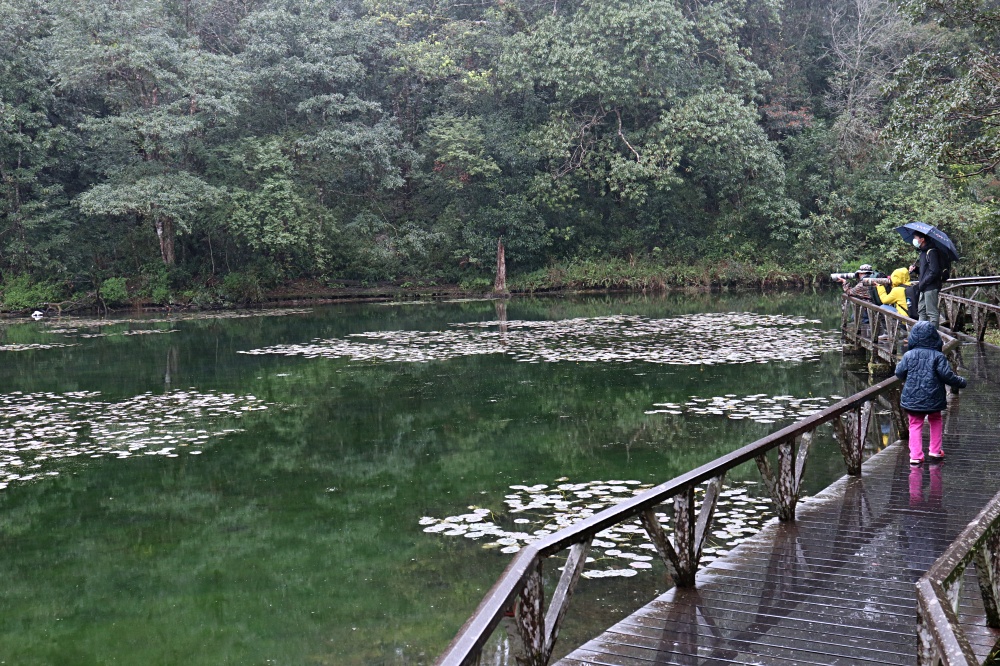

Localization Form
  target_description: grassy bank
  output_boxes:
[509,258,825,292]
[0,259,837,316]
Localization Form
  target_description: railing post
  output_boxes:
[673,487,696,587]
[974,305,986,341]
[886,384,907,443]
[542,539,591,661]
[834,403,870,475]
[916,600,940,666]
[640,476,723,588]
[974,530,1000,628]
[755,433,811,521]
[503,559,545,666]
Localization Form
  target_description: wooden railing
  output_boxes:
[941,277,1000,294]
[436,336,961,666]
[839,276,999,343]
[916,488,1000,665]
[939,293,1000,342]
[841,295,960,365]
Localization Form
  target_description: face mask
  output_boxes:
[912,238,923,249]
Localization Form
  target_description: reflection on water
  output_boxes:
[0,291,854,665]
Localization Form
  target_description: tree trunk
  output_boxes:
[494,236,508,296]
[155,217,176,265]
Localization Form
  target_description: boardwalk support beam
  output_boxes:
[834,402,871,475]
[501,538,593,666]
[755,433,811,521]
[503,559,544,666]
[640,475,723,587]
[542,540,591,658]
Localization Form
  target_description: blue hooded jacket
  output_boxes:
[895,321,967,413]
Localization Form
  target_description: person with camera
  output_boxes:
[864,268,917,318]
[833,264,877,301]
[833,264,881,326]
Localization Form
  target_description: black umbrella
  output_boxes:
[894,221,959,262]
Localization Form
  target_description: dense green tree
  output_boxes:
[0,0,75,277]
[0,0,998,300]
[49,0,245,265]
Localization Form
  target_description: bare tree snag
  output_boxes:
[494,236,508,296]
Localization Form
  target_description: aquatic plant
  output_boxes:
[239,312,840,366]
[419,478,775,578]
[0,389,271,490]
[0,343,79,352]
[647,392,838,423]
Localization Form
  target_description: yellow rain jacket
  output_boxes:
[877,268,912,316]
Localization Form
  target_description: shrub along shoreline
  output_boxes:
[0,259,832,317]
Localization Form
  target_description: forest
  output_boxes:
[0,0,998,308]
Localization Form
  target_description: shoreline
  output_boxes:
[0,279,824,320]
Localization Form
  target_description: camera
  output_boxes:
[830,272,859,281]
[861,277,892,287]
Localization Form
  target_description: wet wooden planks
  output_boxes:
[557,344,1000,666]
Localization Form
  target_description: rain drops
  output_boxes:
[0,389,273,491]
[239,313,840,365]
[646,393,834,423]
[418,479,776,577]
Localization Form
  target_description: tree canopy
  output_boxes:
[0,0,997,302]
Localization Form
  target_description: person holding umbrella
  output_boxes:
[895,222,959,328]
[912,232,944,327]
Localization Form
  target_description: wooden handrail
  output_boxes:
[916,487,1000,665]
[939,292,1000,314]
[942,276,1000,289]
[841,295,961,368]
[436,336,961,666]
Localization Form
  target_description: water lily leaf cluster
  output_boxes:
[0,389,271,491]
[239,312,841,365]
[646,393,836,422]
[419,479,775,576]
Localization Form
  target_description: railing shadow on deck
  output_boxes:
[436,334,962,666]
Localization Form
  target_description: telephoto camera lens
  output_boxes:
[861,277,892,287]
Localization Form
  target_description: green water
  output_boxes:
[0,291,861,665]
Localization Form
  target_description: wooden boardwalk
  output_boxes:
[558,343,1000,666]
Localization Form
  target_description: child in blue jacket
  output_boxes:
[895,321,967,464]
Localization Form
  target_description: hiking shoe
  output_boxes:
[910,458,924,465]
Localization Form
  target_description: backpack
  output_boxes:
[934,248,953,283]
[903,284,919,319]
[867,271,887,306]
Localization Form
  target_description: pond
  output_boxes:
[0,290,866,665]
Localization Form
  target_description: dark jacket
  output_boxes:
[916,246,944,293]
[895,322,967,413]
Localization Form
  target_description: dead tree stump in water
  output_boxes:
[493,236,509,297]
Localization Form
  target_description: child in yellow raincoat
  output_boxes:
[876,267,915,317]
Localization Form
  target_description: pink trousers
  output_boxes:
[908,411,943,461]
